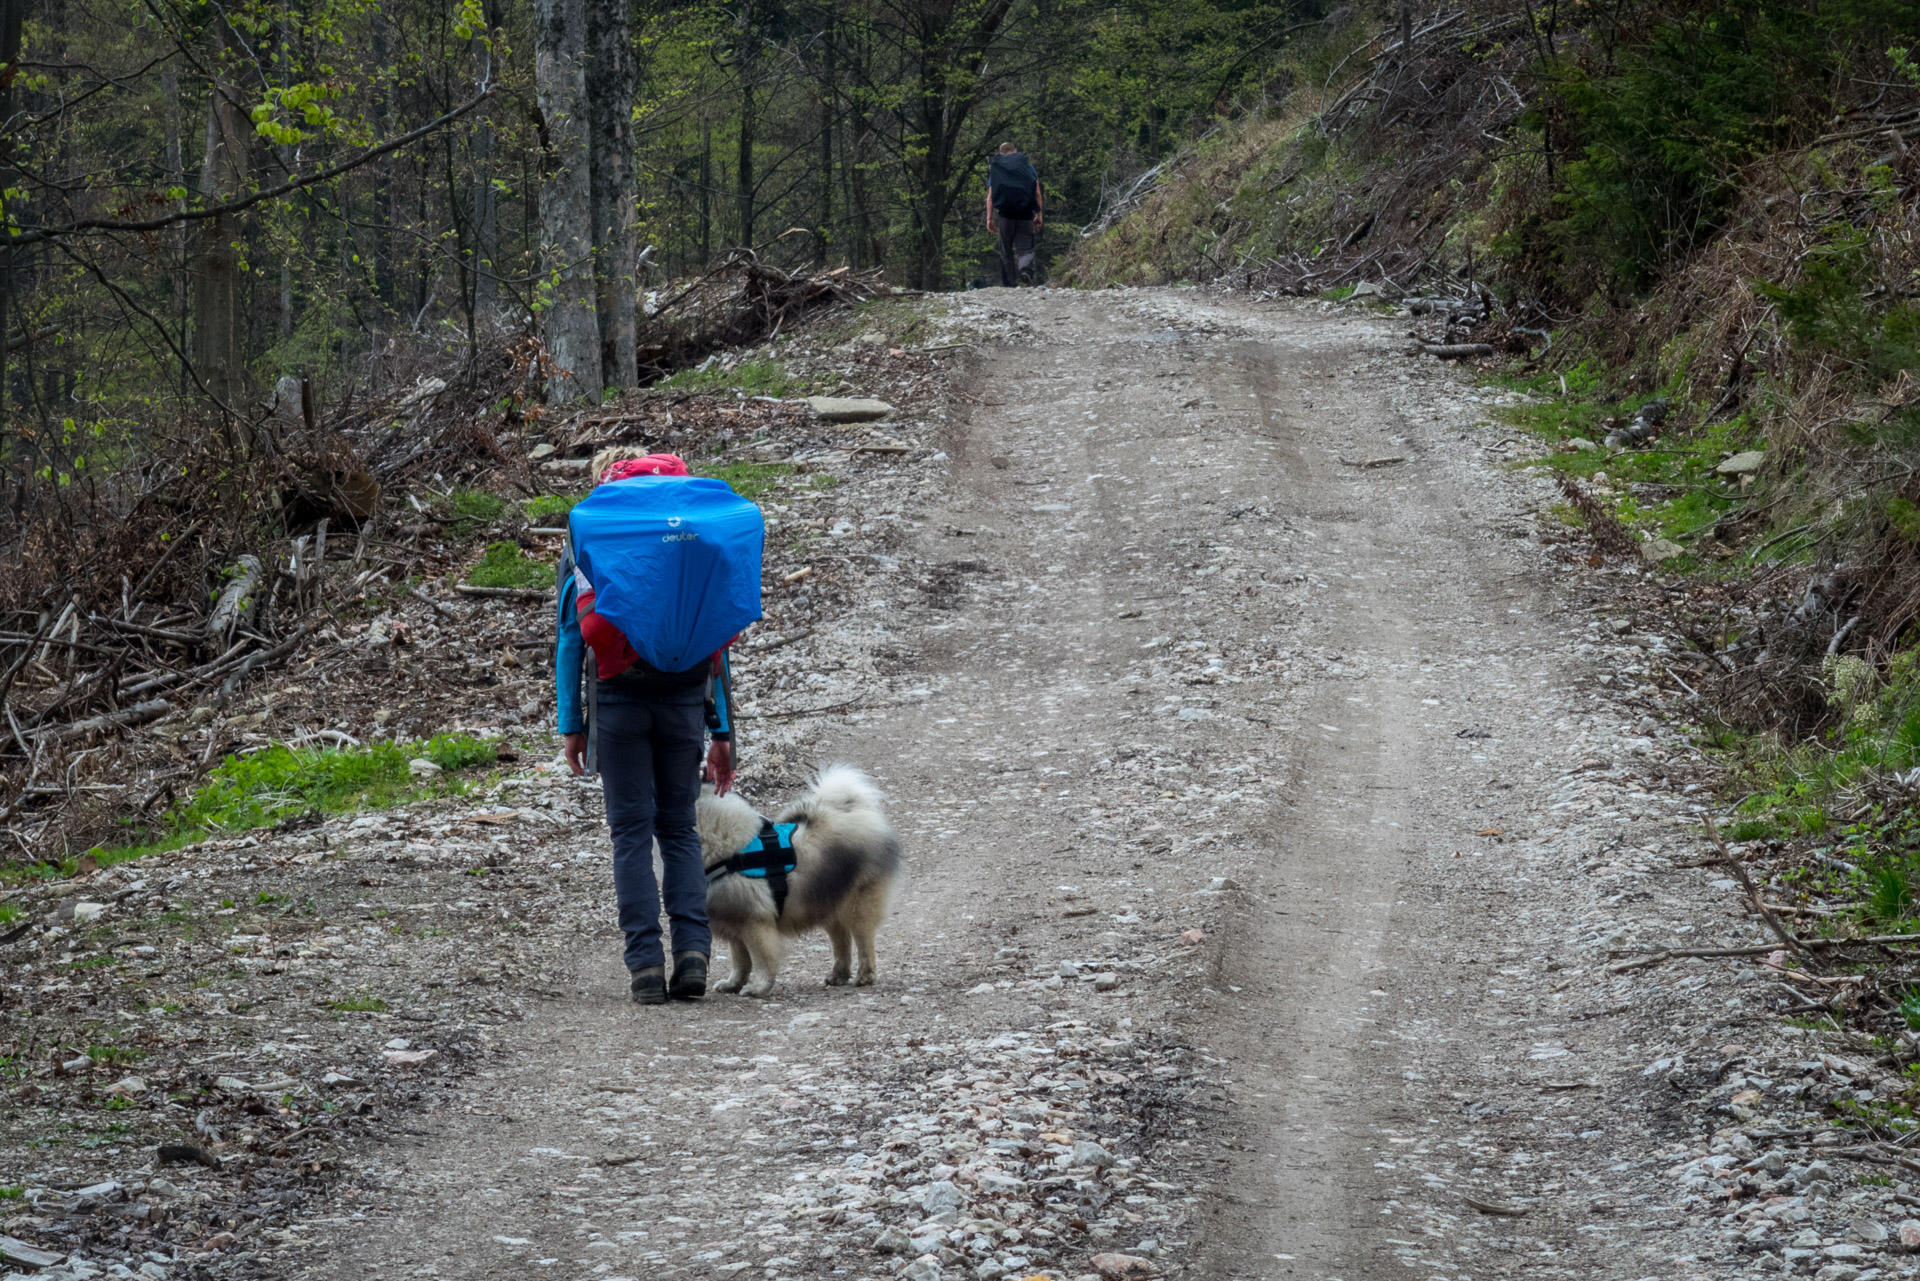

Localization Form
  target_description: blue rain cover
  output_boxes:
[568,476,765,674]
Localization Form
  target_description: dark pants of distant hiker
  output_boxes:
[595,684,710,971]
[997,216,1036,286]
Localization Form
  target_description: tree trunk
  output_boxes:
[586,0,636,391]
[816,27,833,266]
[699,124,712,266]
[192,14,249,414]
[735,68,756,248]
[370,13,396,309]
[161,55,187,393]
[470,0,504,321]
[0,0,24,433]
[534,0,603,404]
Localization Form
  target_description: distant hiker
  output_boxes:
[556,446,765,1006]
[986,142,1043,287]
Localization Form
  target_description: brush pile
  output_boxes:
[638,252,892,380]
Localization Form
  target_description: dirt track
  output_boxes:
[11,288,1790,1281]
[300,288,1715,1281]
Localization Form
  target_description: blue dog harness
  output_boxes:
[708,819,798,915]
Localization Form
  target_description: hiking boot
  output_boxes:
[630,966,666,1005]
[668,951,708,1001]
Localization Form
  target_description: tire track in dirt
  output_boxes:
[312,290,1678,1281]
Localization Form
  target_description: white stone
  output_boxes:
[807,396,893,422]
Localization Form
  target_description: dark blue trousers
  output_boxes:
[595,685,711,971]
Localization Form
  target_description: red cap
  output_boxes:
[600,453,690,484]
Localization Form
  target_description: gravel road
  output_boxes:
[304,287,1704,1281]
[16,288,1841,1281]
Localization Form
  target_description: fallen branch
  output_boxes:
[454,585,552,601]
[38,699,171,743]
[1415,342,1495,359]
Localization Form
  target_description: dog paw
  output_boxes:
[743,982,776,999]
[824,972,851,987]
[854,972,876,987]
[716,981,746,995]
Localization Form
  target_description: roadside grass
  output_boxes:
[695,460,836,501]
[464,541,551,589]
[659,359,793,397]
[327,990,388,1013]
[447,488,507,538]
[523,493,583,524]
[1713,650,1920,925]
[1485,362,1771,558]
[0,734,501,884]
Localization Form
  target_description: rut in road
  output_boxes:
[321,289,1650,1281]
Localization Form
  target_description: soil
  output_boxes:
[4,288,1899,1281]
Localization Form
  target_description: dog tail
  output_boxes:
[794,763,885,821]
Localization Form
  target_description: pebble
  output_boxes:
[1091,1252,1160,1278]
[1071,1140,1116,1169]
[922,1180,967,1216]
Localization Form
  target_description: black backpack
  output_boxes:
[989,153,1038,218]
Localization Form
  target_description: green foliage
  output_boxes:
[523,493,584,524]
[449,489,508,537]
[1519,0,1918,296]
[1899,988,1920,1031]
[85,1044,143,1066]
[1755,228,1920,386]
[659,360,794,397]
[327,990,389,1013]
[696,460,834,500]
[465,542,551,589]
[0,903,17,924]
[1888,498,1920,543]
[1870,866,1911,923]
[171,734,495,835]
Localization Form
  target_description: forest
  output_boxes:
[6,0,1920,852]
[0,0,1297,433]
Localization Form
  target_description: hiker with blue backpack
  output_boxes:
[986,142,1044,287]
[555,448,766,1005]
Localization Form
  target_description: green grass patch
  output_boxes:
[695,461,835,501]
[1716,649,1920,923]
[524,493,583,524]
[448,488,507,537]
[327,990,388,1013]
[85,1044,144,1066]
[465,541,551,590]
[72,733,499,875]
[0,902,17,924]
[659,359,793,397]
[175,734,495,833]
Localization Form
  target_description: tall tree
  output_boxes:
[587,0,638,390]
[192,12,250,413]
[535,0,604,403]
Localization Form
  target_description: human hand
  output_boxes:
[987,215,997,233]
[705,740,735,796]
[1034,210,1043,230]
[563,732,588,776]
